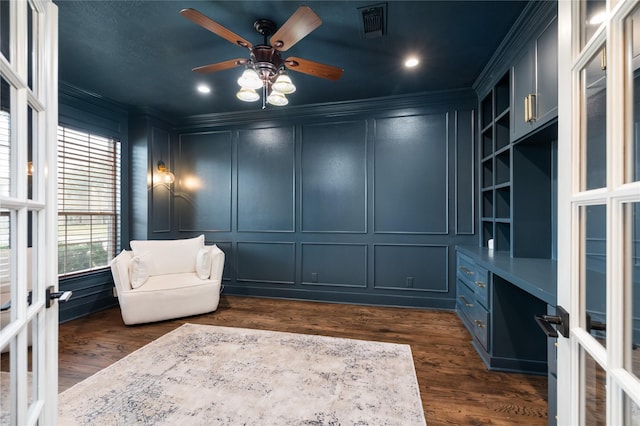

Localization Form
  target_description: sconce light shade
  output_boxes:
[272,74,296,94]
[27,161,34,176]
[237,69,263,90]
[157,160,175,184]
[236,87,260,102]
[266,90,288,106]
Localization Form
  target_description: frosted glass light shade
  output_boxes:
[237,69,263,90]
[272,74,296,94]
[236,87,260,102]
[267,90,288,106]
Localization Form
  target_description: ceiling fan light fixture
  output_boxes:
[237,68,263,90]
[272,74,296,94]
[266,90,288,106]
[236,87,260,102]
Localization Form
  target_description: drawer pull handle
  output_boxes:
[475,320,485,328]
[458,296,472,307]
[475,281,486,288]
[459,266,473,276]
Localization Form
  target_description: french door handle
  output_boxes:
[587,314,606,332]
[0,291,33,312]
[535,305,570,338]
[46,286,72,308]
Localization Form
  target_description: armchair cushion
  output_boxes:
[196,248,212,280]
[129,253,152,289]
[130,235,204,276]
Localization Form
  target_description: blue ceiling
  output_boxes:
[55,1,528,118]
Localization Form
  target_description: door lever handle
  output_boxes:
[535,305,570,338]
[46,286,72,308]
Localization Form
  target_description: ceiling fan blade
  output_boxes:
[270,6,322,51]
[180,8,252,49]
[285,57,343,81]
[192,58,247,74]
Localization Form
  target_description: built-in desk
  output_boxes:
[456,246,557,305]
[455,245,557,374]
[456,245,557,425]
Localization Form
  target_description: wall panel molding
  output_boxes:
[373,113,449,234]
[237,126,295,232]
[301,121,367,233]
[236,241,296,285]
[373,244,449,293]
[300,243,367,288]
[455,109,476,235]
[177,131,232,232]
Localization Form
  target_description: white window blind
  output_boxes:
[57,126,121,276]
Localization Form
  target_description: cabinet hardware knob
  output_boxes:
[475,281,485,288]
[524,95,529,123]
[475,320,484,328]
[601,47,607,71]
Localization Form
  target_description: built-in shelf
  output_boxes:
[479,71,512,252]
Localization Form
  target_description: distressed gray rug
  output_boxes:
[58,324,426,425]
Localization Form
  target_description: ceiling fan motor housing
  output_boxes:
[251,45,284,81]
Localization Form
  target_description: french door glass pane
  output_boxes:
[0,209,8,332]
[0,77,10,198]
[624,393,640,425]
[0,350,10,423]
[0,0,9,62]
[582,48,607,191]
[583,348,607,425]
[583,204,607,347]
[27,2,34,91]
[628,4,640,183]
[582,0,607,49]
[630,202,640,378]
[27,106,34,200]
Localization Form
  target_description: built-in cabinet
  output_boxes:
[465,2,558,425]
[511,16,558,142]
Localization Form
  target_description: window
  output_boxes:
[57,126,121,276]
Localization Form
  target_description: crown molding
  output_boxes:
[473,0,557,98]
[177,88,476,131]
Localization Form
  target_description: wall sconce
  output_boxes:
[27,161,34,176]
[156,160,175,185]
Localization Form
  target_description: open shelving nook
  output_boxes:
[479,71,557,260]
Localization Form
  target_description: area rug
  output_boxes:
[58,324,426,425]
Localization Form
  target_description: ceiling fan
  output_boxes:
[180,6,344,107]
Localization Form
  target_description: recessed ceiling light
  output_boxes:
[197,84,211,94]
[404,57,419,68]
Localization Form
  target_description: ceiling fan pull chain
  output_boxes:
[262,84,267,110]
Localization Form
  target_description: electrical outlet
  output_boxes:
[406,277,414,288]
[311,272,318,283]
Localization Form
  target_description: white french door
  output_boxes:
[557,0,640,424]
[0,1,59,425]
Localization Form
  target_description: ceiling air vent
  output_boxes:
[357,3,386,39]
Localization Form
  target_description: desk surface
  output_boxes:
[456,245,557,306]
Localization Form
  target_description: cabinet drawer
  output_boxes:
[457,254,490,308]
[456,280,476,326]
[457,254,477,286]
[470,304,489,351]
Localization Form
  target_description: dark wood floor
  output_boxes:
[58,295,548,425]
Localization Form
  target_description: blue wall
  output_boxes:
[154,90,479,309]
[59,85,479,319]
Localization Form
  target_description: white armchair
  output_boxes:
[110,235,224,325]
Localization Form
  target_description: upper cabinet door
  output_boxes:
[535,18,559,128]
[511,17,558,143]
